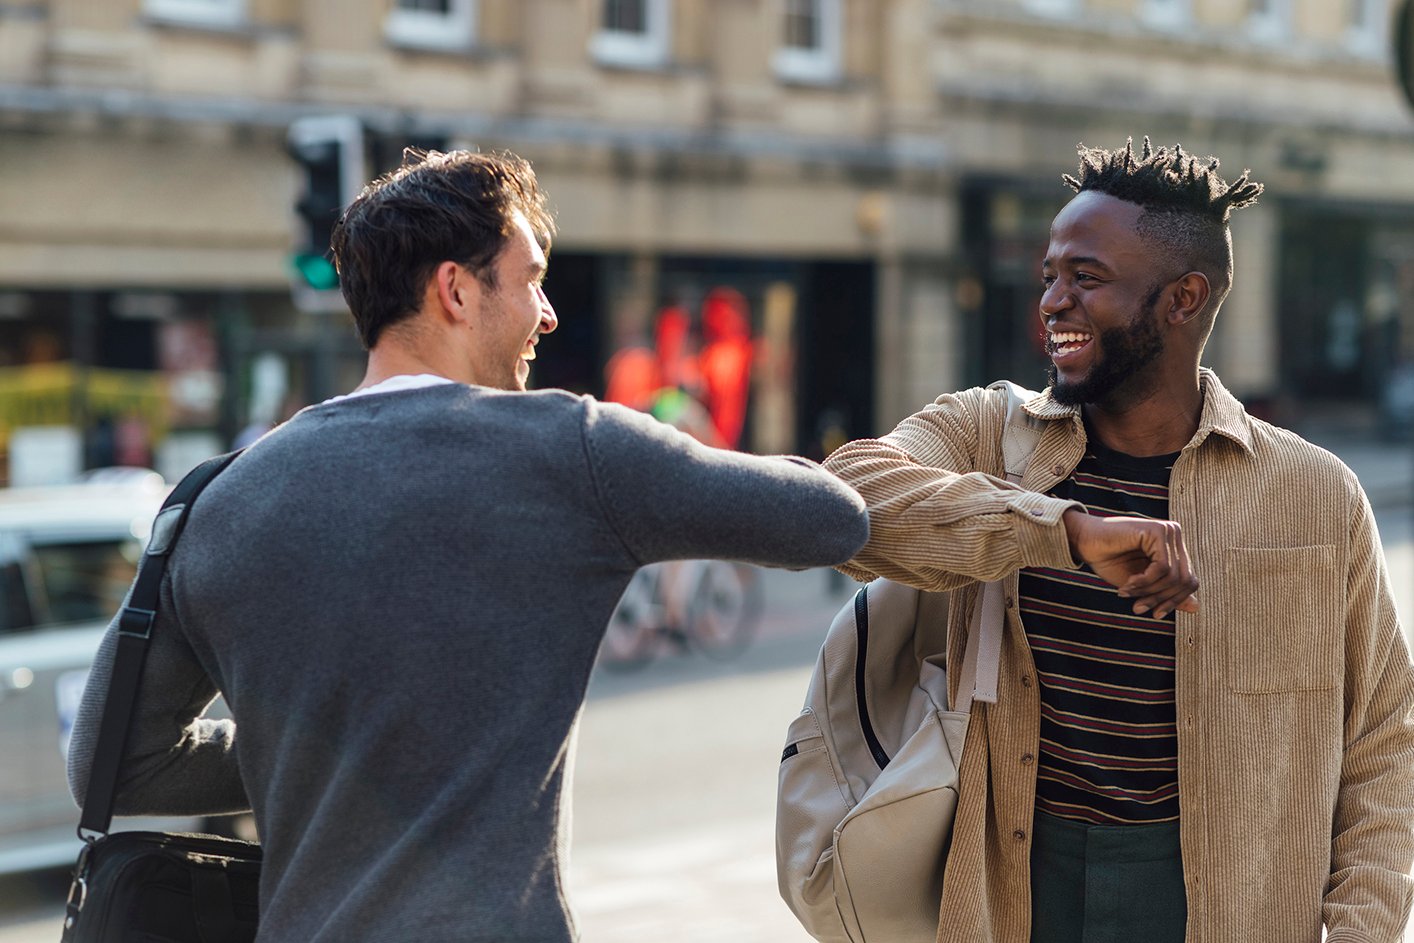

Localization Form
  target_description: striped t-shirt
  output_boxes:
[1017,434,1181,825]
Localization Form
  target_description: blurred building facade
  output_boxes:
[0,0,1410,480]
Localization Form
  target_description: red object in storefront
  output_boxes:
[699,288,753,451]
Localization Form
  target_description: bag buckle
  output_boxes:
[118,606,157,639]
[64,841,93,930]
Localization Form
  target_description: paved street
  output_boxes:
[569,568,850,943]
[0,440,1411,941]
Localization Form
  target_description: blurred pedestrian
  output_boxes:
[68,149,868,943]
[602,329,658,411]
[824,138,1414,942]
[699,287,754,449]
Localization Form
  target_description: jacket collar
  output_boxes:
[1021,367,1254,455]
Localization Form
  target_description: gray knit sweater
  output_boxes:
[67,384,869,942]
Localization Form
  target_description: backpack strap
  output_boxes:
[960,382,1044,709]
[78,450,242,839]
[993,379,1046,482]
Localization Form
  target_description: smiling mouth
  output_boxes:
[1048,330,1093,358]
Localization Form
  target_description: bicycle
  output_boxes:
[598,559,764,670]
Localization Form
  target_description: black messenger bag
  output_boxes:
[62,450,262,943]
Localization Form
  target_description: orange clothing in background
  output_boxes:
[700,288,753,450]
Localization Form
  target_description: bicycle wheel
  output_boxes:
[685,561,764,660]
[598,566,663,671]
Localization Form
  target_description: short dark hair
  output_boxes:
[1063,137,1263,328]
[330,149,556,349]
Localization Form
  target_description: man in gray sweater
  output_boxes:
[67,149,869,942]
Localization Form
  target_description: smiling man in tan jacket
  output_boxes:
[825,138,1414,943]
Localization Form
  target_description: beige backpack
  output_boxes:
[774,381,1042,943]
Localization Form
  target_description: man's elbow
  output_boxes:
[823,491,870,565]
[777,481,869,570]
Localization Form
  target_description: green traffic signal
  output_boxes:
[292,253,340,291]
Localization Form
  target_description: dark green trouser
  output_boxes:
[1029,810,1187,943]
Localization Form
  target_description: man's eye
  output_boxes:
[1041,275,1055,288]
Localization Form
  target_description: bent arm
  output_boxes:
[822,388,1078,591]
[1324,491,1414,941]
[67,580,247,818]
[582,399,868,568]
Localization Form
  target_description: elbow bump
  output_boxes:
[844,515,871,559]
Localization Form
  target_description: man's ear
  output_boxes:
[1166,272,1211,326]
[432,261,482,329]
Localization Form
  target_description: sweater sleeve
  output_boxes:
[580,398,868,569]
[822,387,1079,592]
[1323,486,1414,941]
[66,577,248,817]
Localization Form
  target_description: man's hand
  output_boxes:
[1063,509,1199,619]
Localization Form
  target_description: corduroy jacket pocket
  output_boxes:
[1224,544,1340,694]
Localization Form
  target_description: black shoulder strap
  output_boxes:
[79,450,243,838]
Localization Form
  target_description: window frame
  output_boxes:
[384,0,478,53]
[1020,0,1080,16]
[1344,0,1387,57]
[143,0,245,29]
[591,0,672,70]
[1138,0,1191,30]
[1245,0,1292,44]
[772,0,844,85]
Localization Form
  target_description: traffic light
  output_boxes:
[287,115,366,311]
[1398,0,1414,112]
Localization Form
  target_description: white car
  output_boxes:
[0,473,203,874]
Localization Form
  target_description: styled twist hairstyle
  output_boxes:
[1063,136,1263,223]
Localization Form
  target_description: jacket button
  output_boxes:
[1005,596,1015,609]
[1021,753,1034,765]
[1013,829,1027,842]
[1021,674,1033,688]
[1051,464,1063,476]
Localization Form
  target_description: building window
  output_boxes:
[772,0,842,84]
[384,0,477,52]
[604,0,648,32]
[1346,0,1387,56]
[143,0,244,29]
[1246,0,1290,43]
[1021,0,1080,15]
[1139,0,1190,30]
[591,0,670,69]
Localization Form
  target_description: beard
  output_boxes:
[1047,284,1166,407]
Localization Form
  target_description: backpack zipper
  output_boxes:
[854,587,892,771]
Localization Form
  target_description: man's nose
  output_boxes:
[1039,281,1071,320]
[538,286,558,335]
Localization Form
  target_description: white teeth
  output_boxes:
[1050,331,1091,344]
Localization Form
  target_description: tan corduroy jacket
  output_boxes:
[823,369,1414,943]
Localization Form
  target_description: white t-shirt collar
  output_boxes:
[320,374,456,406]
